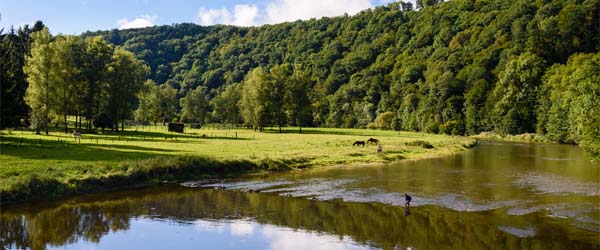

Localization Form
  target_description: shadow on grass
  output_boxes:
[262,127,429,138]
[95,130,252,141]
[0,136,173,162]
[261,127,385,136]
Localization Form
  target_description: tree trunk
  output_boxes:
[45,77,49,135]
[64,87,68,133]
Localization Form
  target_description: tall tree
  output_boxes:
[239,67,270,131]
[180,85,209,124]
[211,83,242,124]
[1,21,45,129]
[82,36,112,129]
[285,66,313,133]
[52,35,84,133]
[106,48,149,131]
[268,64,291,133]
[490,53,545,134]
[24,27,53,134]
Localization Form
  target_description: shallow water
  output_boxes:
[1,140,599,249]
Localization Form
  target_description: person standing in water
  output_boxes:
[405,193,412,207]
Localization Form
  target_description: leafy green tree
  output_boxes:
[211,83,242,124]
[373,112,394,130]
[239,67,270,131]
[106,48,149,130]
[285,66,313,133]
[0,21,45,128]
[490,53,545,134]
[539,53,600,160]
[269,64,291,133]
[24,27,53,134]
[52,35,84,133]
[82,36,112,129]
[180,86,209,124]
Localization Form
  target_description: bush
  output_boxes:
[374,112,395,130]
[440,120,465,135]
[406,140,434,149]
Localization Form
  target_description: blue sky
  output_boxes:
[1,0,408,35]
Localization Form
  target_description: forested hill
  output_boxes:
[82,0,598,130]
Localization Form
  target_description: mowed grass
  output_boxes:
[0,126,475,182]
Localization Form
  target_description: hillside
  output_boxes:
[82,0,598,132]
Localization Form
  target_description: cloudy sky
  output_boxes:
[1,0,413,35]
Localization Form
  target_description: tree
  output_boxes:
[1,22,45,129]
[24,27,53,134]
[539,53,600,160]
[374,112,395,130]
[269,64,291,133]
[105,48,149,131]
[285,66,313,133]
[239,67,270,131]
[180,86,209,124]
[490,53,545,134]
[211,83,242,124]
[82,36,112,129]
[52,35,84,133]
[135,80,158,124]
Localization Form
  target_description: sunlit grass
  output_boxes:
[1,126,474,178]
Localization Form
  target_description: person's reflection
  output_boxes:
[404,206,411,217]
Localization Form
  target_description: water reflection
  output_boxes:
[1,186,598,250]
[213,140,600,231]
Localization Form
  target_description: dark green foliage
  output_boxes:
[0,21,45,129]
[93,113,112,133]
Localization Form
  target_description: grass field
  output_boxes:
[0,126,476,203]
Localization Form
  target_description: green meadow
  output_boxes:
[0,126,475,203]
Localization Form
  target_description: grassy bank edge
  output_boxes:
[1,139,478,205]
[471,132,555,144]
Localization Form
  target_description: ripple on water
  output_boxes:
[498,226,536,238]
[508,203,600,232]
[416,193,518,212]
[515,172,600,196]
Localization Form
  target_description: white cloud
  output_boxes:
[262,225,363,250]
[230,221,255,236]
[194,219,226,233]
[265,0,373,24]
[197,4,259,26]
[196,0,375,27]
[117,15,156,29]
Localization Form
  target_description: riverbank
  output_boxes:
[0,127,476,204]
[472,132,554,144]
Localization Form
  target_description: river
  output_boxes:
[1,140,599,249]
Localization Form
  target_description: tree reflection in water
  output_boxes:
[1,186,598,250]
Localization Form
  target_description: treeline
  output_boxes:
[22,27,148,134]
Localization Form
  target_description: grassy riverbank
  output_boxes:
[472,132,554,144]
[0,126,475,204]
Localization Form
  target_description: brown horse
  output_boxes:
[367,138,379,145]
[353,141,366,147]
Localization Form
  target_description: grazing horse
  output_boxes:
[367,138,379,145]
[353,140,366,147]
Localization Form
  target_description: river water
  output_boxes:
[1,140,599,249]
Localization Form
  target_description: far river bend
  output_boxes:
[1,140,599,249]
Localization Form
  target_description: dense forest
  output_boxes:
[1,0,599,157]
